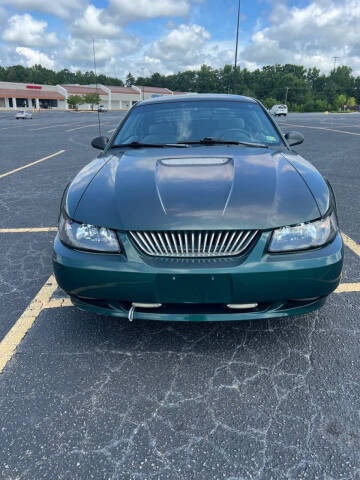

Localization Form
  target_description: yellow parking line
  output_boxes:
[0,227,57,233]
[0,150,65,179]
[66,124,98,132]
[335,283,360,293]
[0,275,57,374]
[342,233,360,257]
[45,298,73,308]
[0,271,358,374]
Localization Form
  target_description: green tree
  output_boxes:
[150,72,164,87]
[56,68,76,84]
[1,61,359,113]
[334,94,347,111]
[262,98,279,109]
[330,66,354,96]
[313,99,328,111]
[67,95,84,109]
[125,73,136,87]
[196,65,220,93]
[83,93,101,110]
[5,65,30,82]
[347,96,356,107]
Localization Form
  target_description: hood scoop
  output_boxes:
[160,157,229,166]
[155,157,234,216]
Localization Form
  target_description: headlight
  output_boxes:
[58,213,120,253]
[269,212,338,252]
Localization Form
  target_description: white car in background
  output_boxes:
[270,104,288,116]
[16,111,32,119]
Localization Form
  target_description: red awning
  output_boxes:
[0,89,65,100]
[62,86,107,95]
[106,86,139,94]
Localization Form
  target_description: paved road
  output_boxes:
[0,111,359,479]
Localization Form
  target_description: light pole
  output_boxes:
[141,67,145,100]
[284,86,290,105]
[332,56,340,71]
[233,0,241,94]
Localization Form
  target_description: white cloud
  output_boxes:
[147,24,210,71]
[16,46,54,68]
[108,0,190,24]
[1,0,359,80]
[138,24,235,75]
[63,36,140,66]
[3,13,58,47]
[64,38,120,64]
[241,0,360,74]
[0,0,84,18]
[71,5,119,39]
[0,5,7,23]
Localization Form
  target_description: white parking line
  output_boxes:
[319,122,360,128]
[66,124,98,132]
[31,123,78,131]
[278,122,360,136]
[0,123,43,131]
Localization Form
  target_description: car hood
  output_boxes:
[72,146,323,231]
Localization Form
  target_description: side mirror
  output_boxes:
[91,136,109,150]
[284,131,304,147]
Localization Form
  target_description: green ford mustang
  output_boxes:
[53,94,343,321]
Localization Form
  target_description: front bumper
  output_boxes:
[53,231,343,321]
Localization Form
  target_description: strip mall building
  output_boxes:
[0,81,188,110]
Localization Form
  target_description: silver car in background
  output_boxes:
[270,104,288,116]
[16,111,33,119]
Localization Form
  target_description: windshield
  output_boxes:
[112,100,283,147]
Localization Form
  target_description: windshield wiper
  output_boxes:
[178,137,268,148]
[111,141,188,149]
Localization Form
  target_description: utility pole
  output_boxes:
[284,87,290,105]
[332,56,340,71]
[141,67,145,100]
[232,0,240,94]
[92,38,102,136]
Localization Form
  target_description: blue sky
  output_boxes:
[0,0,359,80]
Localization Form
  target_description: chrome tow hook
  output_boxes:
[128,305,136,322]
[128,303,162,322]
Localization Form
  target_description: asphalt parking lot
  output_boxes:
[0,109,359,480]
